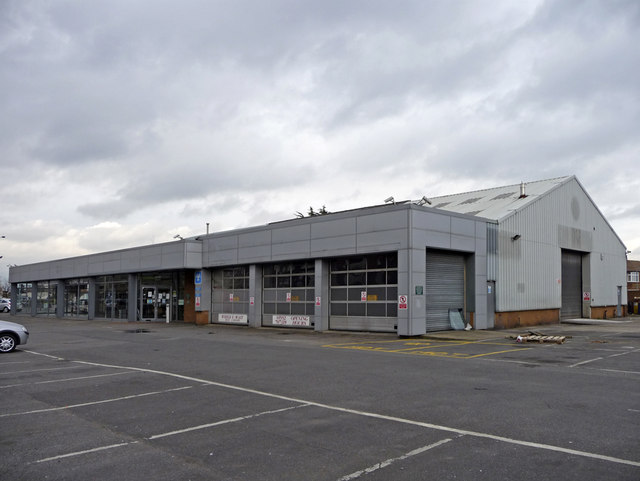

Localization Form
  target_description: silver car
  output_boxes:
[0,298,10,312]
[0,320,29,353]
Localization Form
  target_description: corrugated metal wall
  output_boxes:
[496,178,627,312]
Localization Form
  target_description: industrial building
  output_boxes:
[8,176,628,335]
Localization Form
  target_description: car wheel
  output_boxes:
[0,334,17,353]
[1,307,8,312]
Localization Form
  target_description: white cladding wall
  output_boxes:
[496,178,626,312]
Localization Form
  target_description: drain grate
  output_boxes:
[126,328,151,333]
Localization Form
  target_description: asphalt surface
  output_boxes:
[2,315,639,480]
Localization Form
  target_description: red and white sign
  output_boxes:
[250,296,255,305]
[286,292,292,302]
[218,313,248,324]
[361,291,367,302]
[315,296,321,306]
[583,292,591,301]
[229,293,234,302]
[272,315,311,327]
[195,296,201,307]
[398,295,408,310]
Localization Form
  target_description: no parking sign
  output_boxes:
[398,295,408,310]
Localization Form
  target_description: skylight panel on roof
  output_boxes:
[433,202,450,208]
[491,192,516,200]
[460,197,483,205]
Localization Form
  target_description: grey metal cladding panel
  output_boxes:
[451,217,476,237]
[475,221,488,238]
[357,211,407,233]
[356,230,405,250]
[185,241,203,253]
[424,230,452,249]
[138,245,163,257]
[271,224,311,243]
[208,235,238,251]
[451,234,476,252]
[207,249,239,266]
[237,245,272,263]
[311,218,356,238]
[103,260,122,272]
[475,237,487,256]
[141,255,162,269]
[120,257,141,270]
[184,250,203,268]
[161,252,185,267]
[271,240,310,258]
[310,235,357,255]
[238,230,272,248]
[414,211,451,233]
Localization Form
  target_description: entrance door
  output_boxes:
[561,251,582,319]
[141,286,172,320]
[141,286,156,319]
[156,287,171,320]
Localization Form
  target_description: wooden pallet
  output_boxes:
[509,334,566,344]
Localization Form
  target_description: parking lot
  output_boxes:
[2,316,639,480]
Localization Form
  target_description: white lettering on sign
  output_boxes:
[361,291,367,302]
[583,292,591,301]
[315,296,321,306]
[218,313,248,324]
[272,315,311,327]
[286,292,292,302]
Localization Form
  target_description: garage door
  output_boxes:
[426,249,465,332]
[561,250,582,319]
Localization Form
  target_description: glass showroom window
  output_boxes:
[212,266,250,315]
[263,261,315,316]
[16,282,32,313]
[36,281,57,315]
[64,279,89,316]
[330,253,398,317]
[96,275,128,319]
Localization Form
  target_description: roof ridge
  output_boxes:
[429,175,572,200]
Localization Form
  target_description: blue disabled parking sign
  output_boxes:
[195,271,202,285]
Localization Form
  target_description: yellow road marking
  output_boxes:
[323,339,531,359]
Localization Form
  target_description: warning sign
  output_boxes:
[398,295,408,310]
[583,292,591,301]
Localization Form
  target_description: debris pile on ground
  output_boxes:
[508,331,570,344]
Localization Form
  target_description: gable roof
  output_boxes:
[426,176,573,221]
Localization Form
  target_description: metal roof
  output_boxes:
[424,176,573,221]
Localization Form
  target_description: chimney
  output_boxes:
[519,181,527,198]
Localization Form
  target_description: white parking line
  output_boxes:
[148,403,310,439]
[336,438,453,480]
[68,357,640,468]
[1,366,84,375]
[0,386,192,417]
[0,371,136,389]
[36,442,139,464]
[569,357,604,368]
[34,404,310,464]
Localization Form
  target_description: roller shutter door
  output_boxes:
[561,250,582,319]
[425,250,465,332]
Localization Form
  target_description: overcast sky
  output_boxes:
[1,0,639,284]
